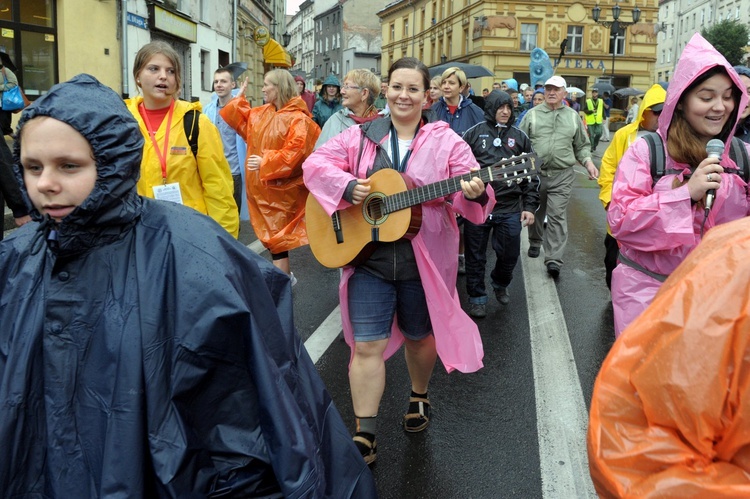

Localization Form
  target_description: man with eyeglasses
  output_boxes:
[597,83,667,289]
[518,75,599,278]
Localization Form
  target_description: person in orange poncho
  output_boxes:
[221,69,320,278]
[588,215,750,498]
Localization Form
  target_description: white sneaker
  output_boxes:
[289,272,298,287]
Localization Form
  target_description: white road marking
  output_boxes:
[520,229,596,498]
[304,306,342,364]
[245,239,341,364]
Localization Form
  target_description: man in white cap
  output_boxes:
[518,75,599,278]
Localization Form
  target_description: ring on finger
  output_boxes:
[707,173,712,182]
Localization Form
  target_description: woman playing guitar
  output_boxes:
[303,57,495,465]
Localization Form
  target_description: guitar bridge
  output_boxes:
[331,212,344,244]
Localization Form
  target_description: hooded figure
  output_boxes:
[0,74,375,498]
[607,33,750,337]
[313,74,343,128]
[294,75,316,113]
[597,84,667,289]
[733,65,750,143]
[589,216,750,497]
[461,90,540,315]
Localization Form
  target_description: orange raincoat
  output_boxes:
[588,216,750,497]
[221,96,320,253]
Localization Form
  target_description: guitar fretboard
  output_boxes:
[384,156,536,214]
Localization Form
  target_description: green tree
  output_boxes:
[701,19,749,66]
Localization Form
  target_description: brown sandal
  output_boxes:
[403,396,430,432]
[353,432,377,465]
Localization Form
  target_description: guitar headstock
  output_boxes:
[485,152,539,185]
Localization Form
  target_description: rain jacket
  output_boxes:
[598,84,667,210]
[294,76,317,113]
[0,74,375,498]
[733,65,750,144]
[431,95,485,136]
[221,95,321,254]
[125,96,239,238]
[312,75,342,128]
[462,90,540,214]
[314,107,385,150]
[203,89,250,221]
[589,216,750,498]
[607,33,750,337]
[303,115,496,373]
[0,75,375,498]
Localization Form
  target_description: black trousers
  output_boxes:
[464,212,522,303]
[603,232,619,290]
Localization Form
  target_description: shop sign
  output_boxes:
[555,59,608,70]
[152,5,197,42]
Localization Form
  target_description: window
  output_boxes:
[667,49,671,63]
[670,25,674,38]
[421,8,426,30]
[200,50,210,91]
[464,27,469,53]
[390,23,395,41]
[707,8,712,21]
[609,29,624,56]
[566,26,583,53]
[200,0,209,21]
[701,9,705,24]
[447,34,452,57]
[404,17,409,36]
[661,50,665,64]
[736,6,741,19]
[520,23,538,51]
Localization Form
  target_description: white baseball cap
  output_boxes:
[544,75,567,88]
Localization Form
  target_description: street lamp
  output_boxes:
[441,54,447,64]
[591,2,641,78]
[282,31,291,47]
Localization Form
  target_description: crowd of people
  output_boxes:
[3,30,750,495]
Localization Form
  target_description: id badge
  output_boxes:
[153,182,184,205]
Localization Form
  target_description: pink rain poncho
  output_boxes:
[607,33,750,337]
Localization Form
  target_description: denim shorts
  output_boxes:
[348,269,432,342]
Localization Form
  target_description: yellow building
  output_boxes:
[378,0,660,105]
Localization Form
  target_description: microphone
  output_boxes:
[705,139,724,212]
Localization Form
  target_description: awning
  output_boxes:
[263,39,292,67]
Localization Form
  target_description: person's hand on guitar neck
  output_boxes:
[351,178,371,205]
[460,169,486,201]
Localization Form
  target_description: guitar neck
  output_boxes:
[384,154,537,214]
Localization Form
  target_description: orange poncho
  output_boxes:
[221,96,320,253]
[588,216,750,497]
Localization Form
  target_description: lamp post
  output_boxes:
[282,31,291,47]
[591,2,641,79]
[441,54,447,64]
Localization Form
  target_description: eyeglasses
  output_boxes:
[342,84,361,91]
[389,84,425,95]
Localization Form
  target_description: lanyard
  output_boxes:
[389,123,420,173]
[140,100,175,183]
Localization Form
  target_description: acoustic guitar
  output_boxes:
[305,153,539,268]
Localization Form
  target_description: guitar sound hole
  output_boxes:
[365,197,384,222]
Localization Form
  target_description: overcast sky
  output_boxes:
[286,0,304,15]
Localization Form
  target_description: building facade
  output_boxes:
[378,0,660,107]
[1,0,291,112]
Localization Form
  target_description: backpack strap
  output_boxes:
[183,109,200,158]
[643,132,665,186]
[729,136,750,182]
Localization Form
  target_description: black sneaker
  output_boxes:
[495,287,510,305]
[528,246,540,258]
[468,303,486,318]
[546,262,560,278]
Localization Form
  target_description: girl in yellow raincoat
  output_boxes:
[125,41,239,238]
[221,69,321,277]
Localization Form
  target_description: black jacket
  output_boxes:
[0,74,375,498]
[462,90,540,215]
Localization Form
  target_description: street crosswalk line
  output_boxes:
[520,228,596,498]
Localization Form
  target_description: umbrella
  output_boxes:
[566,86,585,98]
[428,61,494,78]
[223,62,249,81]
[613,87,645,98]
[0,51,18,73]
[592,81,615,94]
